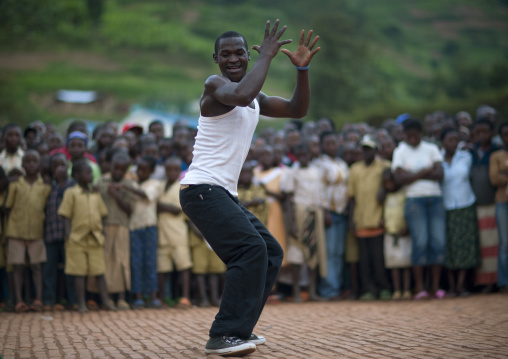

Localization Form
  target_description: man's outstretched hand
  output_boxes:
[281,29,320,67]
[251,19,292,58]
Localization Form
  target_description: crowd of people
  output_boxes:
[0,103,506,313]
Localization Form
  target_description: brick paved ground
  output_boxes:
[1,294,507,359]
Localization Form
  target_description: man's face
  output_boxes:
[23,153,40,176]
[442,132,459,155]
[239,167,253,186]
[149,123,164,141]
[141,144,158,158]
[98,128,115,148]
[307,137,320,158]
[473,124,492,146]
[25,130,38,148]
[296,151,310,167]
[111,161,129,182]
[362,146,376,163]
[214,37,250,83]
[67,139,86,160]
[322,135,338,158]
[380,138,396,161]
[48,134,64,151]
[259,149,274,169]
[165,163,181,183]
[286,131,301,149]
[5,127,22,150]
[404,128,422,148]
[76,165,93,185]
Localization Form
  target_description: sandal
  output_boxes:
[433,289,446,299]
[15,301,29,313]
[87,300,99,311]
[52,303,66,311]
[176,297,191,309]
[30,300,44,312]
[413,291,429,300]
[132,299,145,309]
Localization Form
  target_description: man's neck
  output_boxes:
[165,179,175,190]
[25,174,37,184]
[78,183,89,192]
[5,146,18,155]
[478,141,492,152]
[57,177,69,187]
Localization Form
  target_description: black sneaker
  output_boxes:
[247,333,266,345]
[205,336,256,356]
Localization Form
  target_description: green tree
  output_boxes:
[308,11,373,117]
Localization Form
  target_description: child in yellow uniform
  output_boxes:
[189,220,225,307]
[58,159,114,313]
[157,157,193,308]
[0,166,8,310]
[379,168,412,300]
[95,151,136,310]
[238,162,268,226]
[5,150,51,313]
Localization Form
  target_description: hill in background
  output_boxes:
[0,0,507,129]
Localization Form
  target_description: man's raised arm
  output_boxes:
[257,29,320,119]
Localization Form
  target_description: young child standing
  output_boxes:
[94,151,136,310]
[157,157,193,308]
[0,166,9,309]
[283,143,327,302]
[58,159,114,313]
[379,168,412,300]
[238,162,268,226]
[5,150,51,312]
[0,124,24,179]
[43,153,77,311]
[124,155,163,308]
[253,145,287,263]
[189,219,226,307]
[66,132,101,183]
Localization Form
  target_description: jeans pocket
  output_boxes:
[180,185,209,210]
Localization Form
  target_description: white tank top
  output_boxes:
[181,99,259,196]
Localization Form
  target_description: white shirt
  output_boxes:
[181,100,259,196]
[442,150,476,210]
[282,165,322,207]
[392,141,443,198]
[129,179,163,230]
[312,154,349,213]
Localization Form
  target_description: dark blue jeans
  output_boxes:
[180,184,283,339]
[43,241,77,306]
[496,202,508,287]
[318,212,347,298]
[404,196,446,266]
[130,226,158,294]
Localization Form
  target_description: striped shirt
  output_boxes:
[44,179,75,243]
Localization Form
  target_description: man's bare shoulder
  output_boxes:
[201,75,235,117]
[204,74,228,92]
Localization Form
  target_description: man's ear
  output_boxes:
[213,53,218,63]
[248,51,250,61]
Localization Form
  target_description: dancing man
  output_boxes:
[180,19,320,356]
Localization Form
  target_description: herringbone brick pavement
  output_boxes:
[1,294,507,358]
